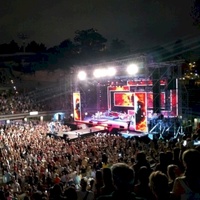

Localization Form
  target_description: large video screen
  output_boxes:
[113,92,165,108]
[114,92,134,107]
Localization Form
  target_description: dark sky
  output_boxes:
[0,0,199,50]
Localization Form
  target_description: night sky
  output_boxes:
[0,0,199,50]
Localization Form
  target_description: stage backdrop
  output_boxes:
[108,85,177,117]
[73,92,81,121]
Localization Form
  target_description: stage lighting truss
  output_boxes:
[77,63,143,81]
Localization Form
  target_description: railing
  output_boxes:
[0,110,68,121]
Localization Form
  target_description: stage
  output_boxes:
[52,113,148,141]
[55,126,147,141]
[83,113,146,134]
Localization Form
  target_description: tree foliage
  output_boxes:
[0,40,19,54]
[74,28,107,53]
[25,41,47,52]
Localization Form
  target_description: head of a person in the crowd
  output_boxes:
[102,167,113,185]
[136,151,146,163]
[111,163,134,191]
[64,186,77,200]
[138,166,150,185]
[80,178,88,191]
[149,171,169,199]
[182,149,200,176]
[167,164,181,182]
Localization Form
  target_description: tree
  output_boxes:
[25,41,46,52]
[74,28,107,53]
[110,38,130,55]
[59,39,74,50]
[0,40,19,54]
[191,0,200,26]
[9,40,19,53]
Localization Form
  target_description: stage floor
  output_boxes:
[57,115,148,141]
[83,116,141,133]
[57,126,106,140]
[57,126,147,141]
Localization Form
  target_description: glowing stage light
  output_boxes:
[107,67,116,76]
[78,71,87,80]
[127,64,138,75]
[93,67,116,78]
[93,69,102,78]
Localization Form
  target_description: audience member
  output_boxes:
[97,163,145,200]
[100,168,115,196]
[172,149,200,200]
[149,171,173,200]
[134,166,154,200]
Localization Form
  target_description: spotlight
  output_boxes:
[127,64,138,75]
[107,67,116,76]
[93,69,103,78]
[78,71,87,80]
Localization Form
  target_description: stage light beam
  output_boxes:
[93,69,104,78]
[94,67,117,78]
[78,71,87,80]
[107,67,116,76]
[127,64,139,75]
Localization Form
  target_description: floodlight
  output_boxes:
[101,69,107,76]
[127,64,139,75]
[107,67,116,76]
[93,69,102,78]
[78,71,87,80]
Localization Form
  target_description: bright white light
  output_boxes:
[78,71,87,80]
[93,69,102,78]
[127,64,139,75]
[107,67,116,76]
[30,111,38,116]
[101,69,107,76]
[93,67,116,78]
[6,120,10,124]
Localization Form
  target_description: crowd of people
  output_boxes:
[0,91,45,115]
[0,118,199,200]
[0,88,200,200]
